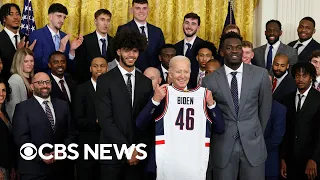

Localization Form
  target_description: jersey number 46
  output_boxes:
[175,108,194,130]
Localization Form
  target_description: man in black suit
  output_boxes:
[310,50,320,92]
[288,17,320,62]
[271,54,296,102]
[74,57,108,180]
[280,62,320,180]
[75,9,114,84]
[48,51,76,105]
[0,3,35,81]
[95,28,153,180]
[12,72,77,180]
[175,12,204,75]
[157,44,176,85]
[116,0,165,72]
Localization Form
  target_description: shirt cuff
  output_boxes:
[151,98,160,106]
[69,53,75,60]
[207,102,216,109]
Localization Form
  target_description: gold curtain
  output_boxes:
[2,0,256,46]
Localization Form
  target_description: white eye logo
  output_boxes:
[20,143,37,160]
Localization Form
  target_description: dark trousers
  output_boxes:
[100,162,144,180]
[76,159,100,180]
[266,176,279,180]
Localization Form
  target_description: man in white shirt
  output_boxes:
[310,50,320,91]
[157,44,176,84]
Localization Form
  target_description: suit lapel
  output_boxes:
[133,71,143,114]
[238,64,253,117]
[299,88,315,116]
[260,45,267,65]
[276,42,284,54]
[300,39,314,58]
[1,30,16,51]
[44,26,55,51]
[31,97,54,133]
[114,67,132,106]
[91,31,102,57]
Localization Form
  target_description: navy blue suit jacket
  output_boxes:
[29,26,73,74]
[117,20,165,72]
[273,73,296,102]
[288,39,320,62]
[264,100,286,177]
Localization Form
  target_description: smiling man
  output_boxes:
[253,20,298,71]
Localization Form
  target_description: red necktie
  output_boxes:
[272,78,277,93]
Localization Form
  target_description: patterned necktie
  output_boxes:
[230,72,239,115]
[317,83,320,92]
[185,43,192,57]
[272,78,277,93]
[266,45,273,71]
[297,94,304,114]
[14,35,18,49]
[140,26,147,38]
[53,34,60,51]
[126,73,132,101]
[198,71,205,86]
[59,79,69,102]
[295,43,303,53]
[100,38,107,57]
[43,100,55,130]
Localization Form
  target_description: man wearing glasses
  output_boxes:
[12,72,77,180]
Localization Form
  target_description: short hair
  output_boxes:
[0,77,11,103]
[301,16,316,27]
[223,24,240,34]
[0,3,21,26]
[94,9,112,19]
[266,19,282,30]
[91,56,107,65]
[309,50,320,62]
[159,44,176,55]
[207,59,222,66]
[220,32,243,46]
[242,41,253,49]
[48,3,68,15]
[274,53,289,60]
[132,0,148,5]
[195,41,217,56]
[49,51,66,61]
[169,55,191,70]
[114,27,147,52]
[184,12,201,26]
[291,62,317,82]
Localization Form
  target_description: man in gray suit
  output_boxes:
[202,32,272,180]
[253,20,298,71]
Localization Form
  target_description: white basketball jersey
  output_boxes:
[155,86,212,180]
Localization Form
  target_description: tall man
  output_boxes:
[75,9,113,84]
[280,62,320,180]
[175,12,204,75]
[116,0,165,72]
[74,57,108,180]
[310,50,320,91]
[12,72,77,180]
[95,28,153,180]
[253,20,298,71]
[157,44,176,85]
[288,17,320,62]
[202,32,272,180]
[29,3,83,74]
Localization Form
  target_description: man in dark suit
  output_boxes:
[280,62,320,180]
[288,17,320,62]
[12,72,77,180]
[253,20,298,71]
[175,12,204,75]
[116,0,165,72]
[73,57,108,180]
[271,54,297,102]
[157,44,176,85]
[29,3,83,74]
[95,28,153,180]
[48,51,76,105]
[0,3,36,81]
[75,9,114,84]
[310,50,320,91]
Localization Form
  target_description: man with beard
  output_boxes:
[175,12,205,77]
[202,32,272,180]
[116,0,165,72]
[157,44,176,85]
[271,53,297,102]
[288,17,320,62]
[0,3,36,81]
[29,3,83,74]
[75,9,114,84]
[95,28,153,180]
[12,72,77,180]
[48,51,76,106]
[253,20,298,71]
[310,50,320,92]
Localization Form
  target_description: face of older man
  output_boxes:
[169,57,191,90]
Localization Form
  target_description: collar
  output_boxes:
[199,68,205,74]
[184,36,197,46]
[172,85,188,91]
[134,19,147,28]
[91,78,97,91]
[224,62,244,75]
[161,64,168,73]
[316,76,320,83]
[96,31,108,40]
[297,38,313,46]
[267,40,281,50]
[296,84,312,97]
[275,71,288,82]
[4,27,20,39]
[51,73,65,82]
[33,94,52,105]
[118,64,136,77]
[47,25,60,38]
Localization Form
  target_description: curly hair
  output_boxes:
[114,27,147,52]
[194,41,218,58]
[291,62,317,83]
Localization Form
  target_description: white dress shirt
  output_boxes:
[274,71,288,90]
[51,74,72,102]
[91,78,97,91]
[183,36,197,56]
[314,76,320,88]
[96,31,108,55]
[224,63,243,100]
[295,84,312,110]
[118,65,136,106]
[161,64,168,81]
[134,20,148,39]
[34,95,56,124]
[264,40,281,66]
[47,25,75,60]
[293,38,313,55]
[4,27,20,49]
[197,69,206,84]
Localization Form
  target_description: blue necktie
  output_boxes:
[185,43,192,57]
[231,72,240,139]
[100,38,107,57]
[266,45,273,71]
[53,34,60,51]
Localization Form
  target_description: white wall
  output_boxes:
[254,0,320,47]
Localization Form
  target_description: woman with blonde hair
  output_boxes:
[6,48,34,119]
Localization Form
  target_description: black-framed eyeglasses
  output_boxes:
[32,80,52,86]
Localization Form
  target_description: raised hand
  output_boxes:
[59,34,71,53]
[153,84,168,102]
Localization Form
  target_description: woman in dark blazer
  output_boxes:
[0,77,15,180]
